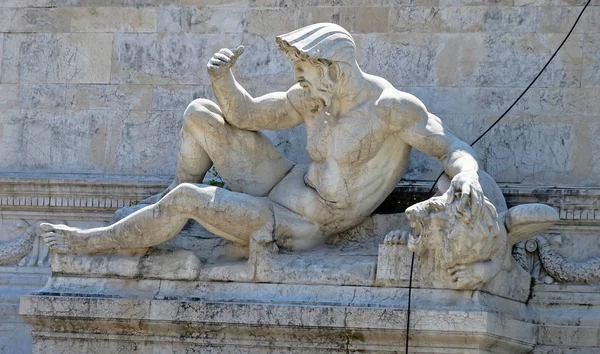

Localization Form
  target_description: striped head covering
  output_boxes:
[276,23,356,64]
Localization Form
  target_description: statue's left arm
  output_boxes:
[381,92,484,218]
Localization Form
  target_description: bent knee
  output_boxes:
[183,99,225,131]
[165,183,213,206]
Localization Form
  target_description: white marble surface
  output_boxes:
[20,279,536,354]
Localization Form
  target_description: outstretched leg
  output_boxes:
[40,183,274,254]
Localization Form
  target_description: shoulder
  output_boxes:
[375,89,428,129]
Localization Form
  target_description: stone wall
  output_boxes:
[0,0,598,185]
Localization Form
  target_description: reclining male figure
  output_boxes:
[40,23,485,254]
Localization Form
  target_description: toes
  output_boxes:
[448,264,466,274]
[451,270,468,282]
[398,231,410,245]
[38,223,55,233]
[41,232,59,241]
[384,230,402,244]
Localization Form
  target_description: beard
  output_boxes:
[291,77,335,116]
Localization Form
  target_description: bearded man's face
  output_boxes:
[291,59,335,114]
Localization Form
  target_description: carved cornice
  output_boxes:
[394,181,600,223]
[0,174,169,213]
[0,175,598,222]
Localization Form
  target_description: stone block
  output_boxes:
[0,109,142,175]
[483,6,541,33]
[110,33,208,85]
[391,6,487,33]
[77,0,179,5]
[16,34,112,84]
[0,34,19,84]
[244,9,298,36]
[475,116,578,184]
[152,85,213,110]
[1,8,72,33]
[375,243,415,286]
[356,33,441,87]
[582,34,600,87]
[19,282,537,353]
[299,6,390,33]
[65,84,153,110]
[184,7,245,33]
[70,7,158,33]
[303,0,440,5]
[515,0,599,6]
[49,249,201,280]
[440,0,513,5]
[20,84,66,109]
[0,0,57,7]
[538,326,600,347]
[0,85,19,109]
[255,254,377,286]
[455,33,583,88]
[111,110,180,176]
[157,5,185,32]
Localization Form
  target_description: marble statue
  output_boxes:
[38,23,487,256]
[385,175,559,290]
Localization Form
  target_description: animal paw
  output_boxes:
[384,230,410,245]
[447,262,493,290]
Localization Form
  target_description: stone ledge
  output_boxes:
[1,174,599,220]
[0,174,168,213]
[20,279,536,353]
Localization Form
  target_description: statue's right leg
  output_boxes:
[40,183,274,254]
[158,98,293,200]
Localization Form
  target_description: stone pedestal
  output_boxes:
[20,276,535,354]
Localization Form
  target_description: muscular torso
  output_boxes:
[268,85,413,234]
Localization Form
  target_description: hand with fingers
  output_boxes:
[207,45,245,80]
[447,171,484,221]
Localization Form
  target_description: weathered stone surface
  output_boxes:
[0,3,596,183]
[65,84,153,110]
[111,33,207,84]
[0,84,19,109]
[111,110,180,175]
[13,34,112,83]
[0,34,19,83]
[299,6,390,33]
[0,8,72,33]
[582,34,600,87]
[0,109,180,176]
[19,282,537,353]
[186,7,246,33]
[70,7,158,33]
[20,84,66,109]
[152,85,213,110]
[244,9,298,35]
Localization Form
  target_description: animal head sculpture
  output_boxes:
[405,193,502,271]
[397,190,559,290]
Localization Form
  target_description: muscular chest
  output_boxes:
[305,110,386,164]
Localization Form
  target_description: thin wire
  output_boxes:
[403,1,591,352]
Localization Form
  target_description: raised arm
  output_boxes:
[207,46,303,131]
[381,91,484,218]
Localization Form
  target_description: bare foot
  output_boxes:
[38,223,90,254]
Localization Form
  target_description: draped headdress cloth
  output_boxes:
[276,23,356,64]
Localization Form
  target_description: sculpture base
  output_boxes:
[20,277,535,353]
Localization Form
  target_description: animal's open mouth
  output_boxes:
[408,217,424,245]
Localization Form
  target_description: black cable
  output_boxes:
[403,1,591,352]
